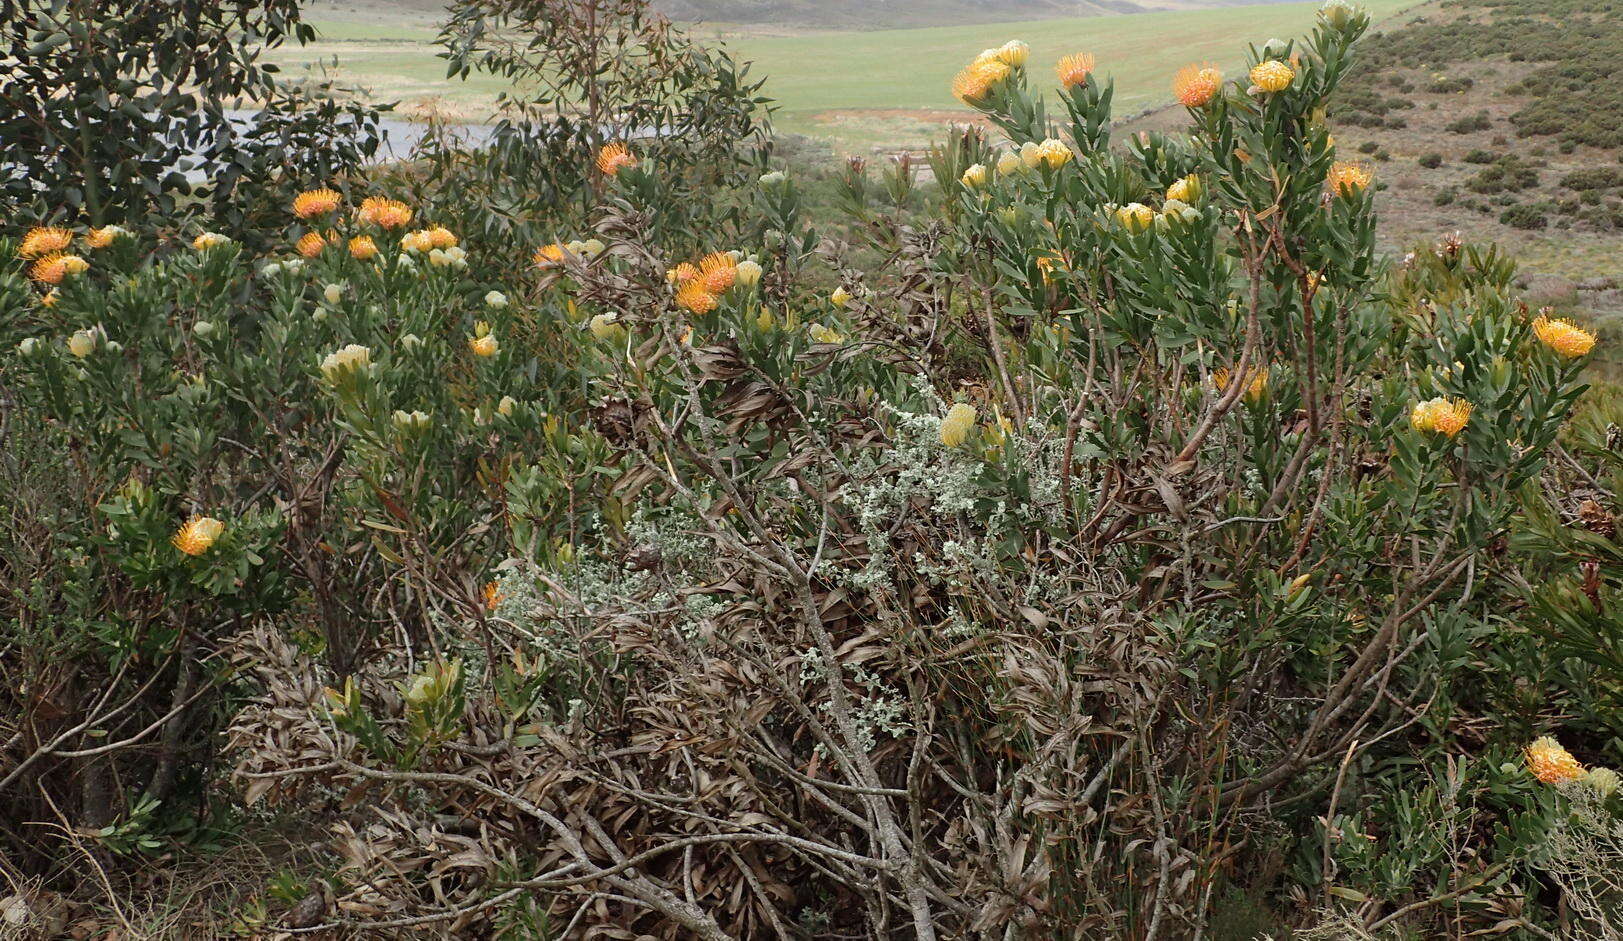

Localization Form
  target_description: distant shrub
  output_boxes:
[1500,201,1552,228]
[1464,149,1498,164]
[1447,110,1493,133]
[1359,140,1380,154]
[1434,187,1457,205]
[1426,76,1474,93]
[1562,168,1621,191]
[1467,156,1539,194]
[1419,152,1444,168]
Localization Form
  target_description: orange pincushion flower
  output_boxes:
[1173,64,1222,107]
[30,252,86,284]
[952,59,1012,106]
[1532,315,1597,358]
[356,196,412,229]
[676,280,718,315]
[296,231,329,258]
[595,141,638,177]
[1056,52,1096,89]
[425,226,458,250]
[85,226,127,249]
[667,262,700,285]
[173,516,225,556]
[699,252,737,293]
[1327,162,1373,197]
[348,235,378,260]
[293,187,342,219]
[20,226,74,259]
[1214,365,1269,402]
[534,243,567,268]
[1526,736,1584,784]
[482,580,504,610]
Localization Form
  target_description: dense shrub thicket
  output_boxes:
[3,1,1623,937]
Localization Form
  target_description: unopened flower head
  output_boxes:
[1327,162,1372,197]
[1214,365,1268,403]
[20,226,74,259]
[173,516,226,556]
[1526,736,1584,784]
[192,232,230,251]
[1581,766,1621,795]
[485,290,508,308]
[469,332,499,357]
[831,286,852,308]
[323,282,344,305]
[808,323,846,344]
[1250,59,1295,93]
[996,151,1024,176]
[1532,315,1596,358]
[1056,52,1096,89]
[1173,63,1223,107]
[596,141,638,176]
[293,187,342,219]
[497,395,517,417]
[357,196,412,229]
[939,402,978,447]
[67,328,98,358]
[589,312,626,341]
[392,409,432,432]
[961,163,988,188]
[735,258,764,287]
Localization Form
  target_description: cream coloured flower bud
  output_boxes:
[67,329,97,358]
[193,321,215,338]
[323,283,344,305]
[735,259,763,287]
[485,290,508,308]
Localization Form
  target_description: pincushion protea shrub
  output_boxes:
[3,5,1620,939]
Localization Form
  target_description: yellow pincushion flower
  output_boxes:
[1327,162,1373,197]
[595,141,638,177]
[348,235,378,261]
[1056,52,1096,89]
[939,402,978,447]
[293,187,342,219]
[1526,736,1584,784]
[996,151,1024,176]
[1166,174,1202,204]
[1037,139,1074,169]
[699,251,737,293]
[831,286,852,308]
[1250,59,1295,93]
[961,163,988,188]
[85,226,129,249]
[1410,397,1472,437]
[994,40,1029,68]
[192,232,230,251]
[808,323,846,344]
[31,252,86,284]
[1532,315,1597,358]
[20,226,74,259]
[469,334,498,357]
[173,516,225,556]
[676,280,718,315]
[296,231,329,258]
[1214,365,1268,402]
[1116,203,1155,233]
[1173,63,1223,107]
[952,59,1012,106]
[319,343,372,381]
[40,289,59,308]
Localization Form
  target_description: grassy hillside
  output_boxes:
[1308,0,1623,363]
[282,0,1424,151]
